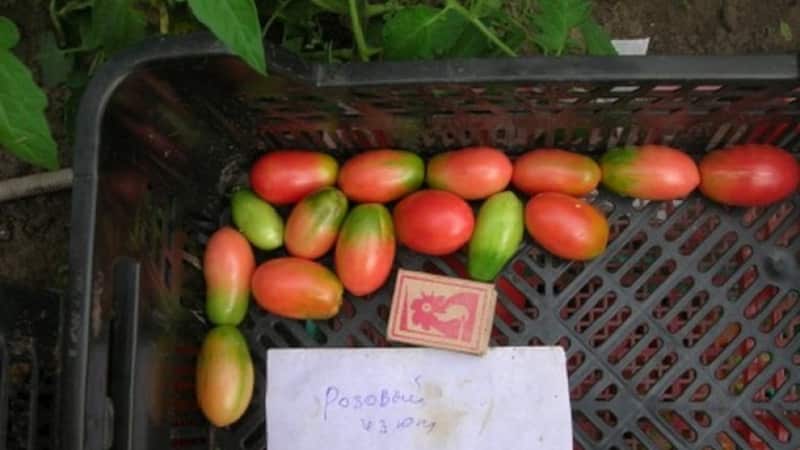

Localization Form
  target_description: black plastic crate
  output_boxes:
[63,33,799,450]
[1,283,60,450]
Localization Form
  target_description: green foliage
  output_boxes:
[779,20,792,42]
[187,0,266,74]
[0,0,616,169]
[0,17,59,169]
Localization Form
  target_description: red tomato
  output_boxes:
[203,227,255,325]
[525,193,608,261]
[512,148,601,196]
[427,147,512,199]
[338,149,425,203]
[393,190,475,255]
[699,144,800,206]
[251,257,343,320]
[600,145,699,200]
[335,204,395,296]
[250,150,338,204]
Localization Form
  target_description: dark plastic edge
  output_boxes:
[65,32,800,450]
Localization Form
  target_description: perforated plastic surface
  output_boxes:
[68,37,800,450]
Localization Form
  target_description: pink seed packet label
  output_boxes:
[387,269,496,355]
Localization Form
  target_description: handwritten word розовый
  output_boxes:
[323,377,426,420]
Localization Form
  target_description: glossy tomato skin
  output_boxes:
[601,145,699,200]
[231,188,284,250]
[203,227,255,325]
[393,189,475,255]
[525,193,609,261]
[285,187,349,259]
[512,148,601,196]
[252,257,343,319]
[427,147,513,200]
[338,150,424,203]
[335,204,395,295]
[250,150,338,205]
[468,191,524,281]
[196,326,254,427]
[699,144,800,206]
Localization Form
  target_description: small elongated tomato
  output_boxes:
[512,148,601,196]
[203,227,255,325]
[252,257,343,319]
[338,149,424,203]
[196,326,254,427]
[601,145,699,200]
[427,147,513,199]
[699,144,800,207]
[231,188,283,250]
[525,193,608,261]
[335,204,395,295]
[468,191,524,281]
[250,150,338,204]
[285,187,349,259]
[393,190,474,255]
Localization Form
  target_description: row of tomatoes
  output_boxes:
[196,144,799,428]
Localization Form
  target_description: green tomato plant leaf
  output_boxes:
[382,5,466,60]
[579,19,617,55]
[91,0,148,54]
[532,0,591,55]
[37,32,75,88]
[188,0,266,74]
[0,16,20,49]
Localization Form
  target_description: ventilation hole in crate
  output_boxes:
[635,259,676,301]
[359,321,387,347]
[553,262,585,294]
[690,383,711,402]
[623,431,646,449]
[612,85,641,93]
[608,323,648,365]
[561,276,603,320]
[591,306,630,348]
[731,352,772,395]
[776,306,800,348]
[679,215,720,256]
[575,292,618,334]
[694,85,723,92]
[653,85,681,92]
[754,409,792,443]
[712,245,752,286]
[567,351,585,375]
[606,231,648,274]
[525,246,548,268]
[668,291,709,334]
[786,410,800,428]
[273,322,303,348]
[786,384,799,402]
[345,335,363,347]
[660,410,697,442]
[776,219,800,247]
[661,369,696,401]
[741,205,768,227]
[623,337,662,380]
[653,276,694,319]
[490,327,510,346]
[512,260,546,294]
[636,352,677,396]
[572,369,603,400]
[753,368,789,402]
[608,214,632,244]
[597,409,619,427]
[574,440,585,450]
[637,417,675,449]
[593,383,617,402]
[664,199,706,241]
[575,411,603,442]
[497,276,534,321]
[682,305,722,347]
[693,410,712,428]
[759,290,798,333]
[715,338,755,380]
[756,201,795,240]
[731,417,768,449]
[744,285,780,318]
[700,322,741,365]
[621,246,662,287]
[648,200,683,228]
[495,300,523,332]
[727,266,759,301]
[698,231,738,272]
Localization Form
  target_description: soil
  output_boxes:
[1,0,799,289]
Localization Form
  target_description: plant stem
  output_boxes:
[263,0,291,38]
[48,0,66,46]
[348,0,370,61]
[158,2,169,34]
[446,0,517,57]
